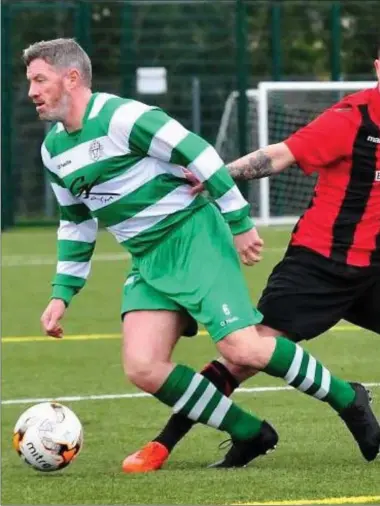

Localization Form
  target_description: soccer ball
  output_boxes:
[13,402,83,472]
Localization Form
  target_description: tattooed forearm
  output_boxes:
[227,150,276,180]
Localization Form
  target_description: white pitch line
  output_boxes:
[2,383,380,406]
[2,248,285,267]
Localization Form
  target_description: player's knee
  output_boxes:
[217,328,274,370]
[123,354,157,392]
[224,347,269,370]
[220,346,250,367]
[255,323,283,338]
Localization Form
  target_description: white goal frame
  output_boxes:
[256,81,376,226]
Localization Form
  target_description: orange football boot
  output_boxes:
[122,442,169,473]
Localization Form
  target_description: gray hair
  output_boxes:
[22,38,92,87]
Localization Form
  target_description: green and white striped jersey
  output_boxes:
[41,92,253,305]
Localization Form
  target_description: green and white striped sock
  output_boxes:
[155,364,263,440]
[264,337,355,412]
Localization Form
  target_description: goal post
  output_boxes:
[216,81,377,226]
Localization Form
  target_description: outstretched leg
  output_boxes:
[122,311,278,473]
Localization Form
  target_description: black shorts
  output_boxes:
[257,246,380,342]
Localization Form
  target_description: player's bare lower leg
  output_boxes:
[121,311,277,473]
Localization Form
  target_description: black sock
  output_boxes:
[153,360,239,452]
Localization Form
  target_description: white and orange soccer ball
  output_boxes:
[13,402,83,472]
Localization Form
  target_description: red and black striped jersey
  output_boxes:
[285,86,380,268]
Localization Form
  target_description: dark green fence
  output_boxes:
[2,0,379,228]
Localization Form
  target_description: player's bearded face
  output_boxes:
[27,59,71,122]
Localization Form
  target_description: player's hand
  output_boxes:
[40,299,66,338]
[183,168,205,194]
[234,227,264,266]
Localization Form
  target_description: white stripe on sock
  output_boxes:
[172,373,203,414]
[187,383,217,421]
[314,368,331,400]
[207,396,233,429]
[284,344,303,384]
[297,356,317,392]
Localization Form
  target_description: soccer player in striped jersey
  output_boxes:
[129,71,380,471]
[24,38,379,471]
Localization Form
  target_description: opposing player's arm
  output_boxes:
[42,144,98,308]
[227,106,356,181]
[127,107,254,235]
[227,143,295,180]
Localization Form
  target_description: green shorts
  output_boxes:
[121,204,262,342]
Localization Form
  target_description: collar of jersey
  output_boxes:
[65,92,97,137]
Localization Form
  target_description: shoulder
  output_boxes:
[335,88,373,108]
[88,93,158,131]
[90,92,157,119]
[328,89,373,120]
[110,98,158,122]
[107,99,160,137]
[87,92,124,120]
[303,92,365,133]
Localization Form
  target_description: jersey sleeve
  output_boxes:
[42,144,98,307]
[284,105,358,175]
[126,107,254,235]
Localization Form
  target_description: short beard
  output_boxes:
[39,93,70,123]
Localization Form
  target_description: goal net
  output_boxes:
[216,81,376,225]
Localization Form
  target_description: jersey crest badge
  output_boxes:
[89,139,104,161]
